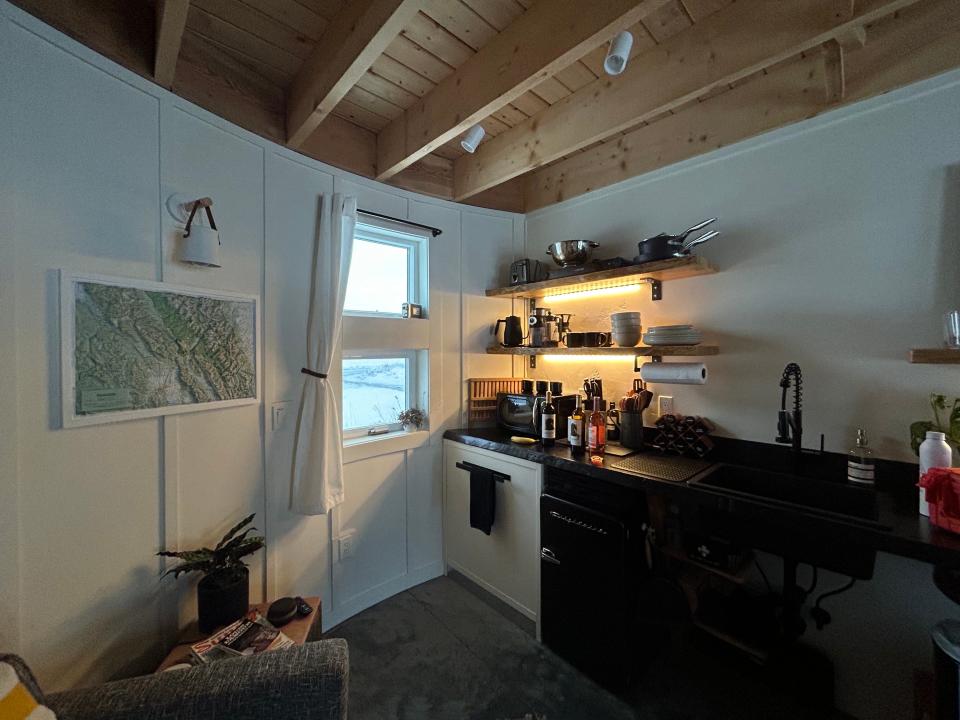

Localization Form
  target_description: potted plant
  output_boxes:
[158,513,265,633]
[910,393,960,455]
[398,407,426,432]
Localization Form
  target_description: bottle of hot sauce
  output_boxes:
[587,397,606,456]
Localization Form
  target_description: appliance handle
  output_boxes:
[540,547,561,565]
[455,461,510,483]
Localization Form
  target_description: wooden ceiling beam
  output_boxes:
[453,0,921,200]
[374,0,674,182]
[286,0,423,149]
[155,0,190,88]
[522,0,960,211]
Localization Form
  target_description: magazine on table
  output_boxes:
[191,611,294,663]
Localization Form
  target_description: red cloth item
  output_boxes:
[920,468,960,534]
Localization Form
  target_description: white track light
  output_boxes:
[604,31,634,75]
[460,124,485,153]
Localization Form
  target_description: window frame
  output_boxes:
[340,349,418,440]
[342,222,425,319]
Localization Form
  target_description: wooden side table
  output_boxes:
[157,596,321,672]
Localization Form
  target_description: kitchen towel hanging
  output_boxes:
[290,193,357,515]
[468,465,497,535]
[639,362,708,385]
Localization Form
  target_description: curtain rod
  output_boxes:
[357,209,442,237]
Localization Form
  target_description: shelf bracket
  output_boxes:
[648,278,663,301]
[634,355,662,372]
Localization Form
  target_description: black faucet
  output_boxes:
[776,363,803,454]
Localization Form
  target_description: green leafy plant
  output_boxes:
[910,394,960,454]
[157,513,264,583]
[398,407,425,429]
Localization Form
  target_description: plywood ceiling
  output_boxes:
[8,0,960,213]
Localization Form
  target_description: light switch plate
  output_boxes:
[271,402,290,431]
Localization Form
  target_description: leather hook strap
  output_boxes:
[184,199,219,238]
[301,367,327,379]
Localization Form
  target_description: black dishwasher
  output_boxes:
[540,466,648,688]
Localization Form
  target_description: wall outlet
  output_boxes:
[658,395,674,417]
[338,531,356,561]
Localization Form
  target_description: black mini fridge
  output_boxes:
[540,468,647,688]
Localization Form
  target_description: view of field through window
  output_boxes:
[342,357,407,430]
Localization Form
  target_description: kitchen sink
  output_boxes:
[688,463,884,579]
[692,464,880,524]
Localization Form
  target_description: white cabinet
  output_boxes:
[443,440,542,620]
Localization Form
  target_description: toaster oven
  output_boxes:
[496,393,578,438]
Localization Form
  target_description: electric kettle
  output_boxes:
[493,316,525,347]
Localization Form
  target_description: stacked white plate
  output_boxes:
[642,324,702,346]
[611,311,642,346]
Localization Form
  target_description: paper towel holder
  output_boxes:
[635,355,663,371]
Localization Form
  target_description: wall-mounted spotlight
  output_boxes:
[460,124,485,153]
[167,194,222,268]
[604,31,634,76]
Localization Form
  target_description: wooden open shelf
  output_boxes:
[485,255,716,299]
[909,348,960,364]
[486,345,718,357]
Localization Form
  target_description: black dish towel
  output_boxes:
[469,466,496,535]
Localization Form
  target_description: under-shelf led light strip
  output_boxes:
[542,284,643,302]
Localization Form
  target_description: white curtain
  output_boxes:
[290,193,357,515]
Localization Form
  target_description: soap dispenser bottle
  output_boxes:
[847,428,875,486]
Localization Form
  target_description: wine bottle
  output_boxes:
[588,397,606,455]
[568,395,585,456]
[541,390,557,447]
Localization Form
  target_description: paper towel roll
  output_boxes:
[639,362,707,385]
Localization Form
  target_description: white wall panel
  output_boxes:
[263,152,334,609]
[461,212,516,407]
[333,454,407,609]
[1,17,163,689]
[0,9,22,656]
[160,106,267,627]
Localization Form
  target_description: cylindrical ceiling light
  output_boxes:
[460,124,485,153]
[604,31,634,75]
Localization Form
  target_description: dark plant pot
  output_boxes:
[198,567,249,633]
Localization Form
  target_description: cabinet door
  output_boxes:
[443,441,541,619]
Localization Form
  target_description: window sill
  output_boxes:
[343,430,429,464]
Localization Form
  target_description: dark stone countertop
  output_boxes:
[443,427,960,566]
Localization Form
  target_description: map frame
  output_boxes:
[60,270,260,428]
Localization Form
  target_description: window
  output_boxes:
[343,222,424,317]
[340,216,431,441]
[341,352,415,437]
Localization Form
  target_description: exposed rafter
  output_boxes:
[375,0,673,181]
[154,0,189,88]
[522,0,960,211]
[286,0,423,149]
[453,0,921,200]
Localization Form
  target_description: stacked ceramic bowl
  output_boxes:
[642,324,703,346]
[611,311,642,347]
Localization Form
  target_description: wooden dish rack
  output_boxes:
[467,378,523,427]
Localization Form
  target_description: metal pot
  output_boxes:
[546,240,600,267]
[636,218,717,263]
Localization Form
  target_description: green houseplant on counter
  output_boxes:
[158,513,265,632]
[910,394,960,454]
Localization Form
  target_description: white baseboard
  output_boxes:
[322,561,443,632]
[445,560,537,621]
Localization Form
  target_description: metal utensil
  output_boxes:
[674,229,720,256]
[667,218,718,246]
[546,240,601,267]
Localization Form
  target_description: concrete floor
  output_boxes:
[327,574,846,720]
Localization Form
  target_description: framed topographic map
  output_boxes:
[60,271,259,427]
